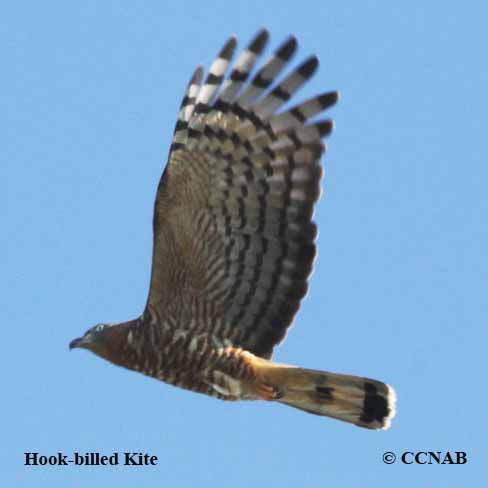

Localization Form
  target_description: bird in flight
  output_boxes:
[70,29,396,429]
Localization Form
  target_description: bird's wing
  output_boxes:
[146,30,338,358]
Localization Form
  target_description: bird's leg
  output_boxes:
[255,383,285,400]
[238,351,293,401]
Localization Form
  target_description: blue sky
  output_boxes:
[3,1,486,486]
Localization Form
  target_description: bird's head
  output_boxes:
[69,323,112,356]
[69,320,137,366]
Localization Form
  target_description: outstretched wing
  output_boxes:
[147,30,338,358]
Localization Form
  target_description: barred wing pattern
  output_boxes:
[148,30,338,358]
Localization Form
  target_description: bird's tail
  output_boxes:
[249,355,396,430]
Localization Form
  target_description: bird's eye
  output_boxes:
[95,324,105,332]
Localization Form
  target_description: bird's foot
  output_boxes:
[256,382,284,401]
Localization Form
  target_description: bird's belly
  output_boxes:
[128,329,258,400]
